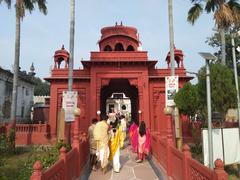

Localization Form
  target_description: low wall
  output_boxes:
[15,123,50,145]
[151,132,228,180]
[0,123,50,145]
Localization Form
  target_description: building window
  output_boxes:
[114,43,124,51]
[26,88,29,96]
[21,106,24,118]
[126,45,134,51]
[104,45,112,51]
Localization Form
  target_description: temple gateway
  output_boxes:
[46,24,192,143]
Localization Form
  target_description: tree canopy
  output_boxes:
[175,63,237,120]
[206,28,240,70]
[174,82,199,118]
[197,63,237,118]
[33,77,50,96]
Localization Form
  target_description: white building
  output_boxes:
[0,66,35,122]
[106,93,131,115]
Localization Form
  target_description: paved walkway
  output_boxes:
[80,145,166,180]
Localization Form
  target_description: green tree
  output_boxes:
[187,0,240,65]
[33,77,50,96]
[174,82,199,118]
[0,0,47,146]
[206,28,240,72]
[198,63,237,118]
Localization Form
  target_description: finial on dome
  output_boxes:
[120,21,123,26]
[61,45,65,50]
[115,22,118,26]
[29,62,36,76]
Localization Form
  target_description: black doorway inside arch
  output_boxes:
[100,79,139,124]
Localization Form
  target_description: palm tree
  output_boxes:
[187,0,240,65]
[0,0,47,131]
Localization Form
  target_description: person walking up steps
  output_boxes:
[109,118,124,173]
[93,114,110,174]
[136,121,150,163]
[88,118,98,171]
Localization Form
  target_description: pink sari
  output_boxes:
[129,122,138,153]
[144,129,151,155]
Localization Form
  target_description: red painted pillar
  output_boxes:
[213,159,228,180]
[49,85,58,142]
[30,161,43,180]
[165,111,174,177]
[59,147,67,180]
[182,144,192,180]
[72,113,80,177]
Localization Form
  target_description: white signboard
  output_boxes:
[202,128,240,166]
[202,129,224,167]
[165,76,178,106]
[62,91,78,122]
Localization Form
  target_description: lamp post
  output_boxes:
[138,110,142,122]
[199,52,217,169]
[168,0,175,76]
[231,32,240,138]
[97,110,101,121]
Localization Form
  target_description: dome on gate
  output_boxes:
[53,45,69,69]
[98,22,141,52]
[165,46,184,68]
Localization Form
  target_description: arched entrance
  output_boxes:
[100,79,139,123]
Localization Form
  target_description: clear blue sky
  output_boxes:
[0,0,216,81]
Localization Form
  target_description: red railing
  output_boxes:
[151,114,228,180]
[170,146,183,180]
[16,123,48,133]
[42,159,65,180]
[15,123,50,145]
[30,115,88,180]
[188,157,213,179]
[153,136,228,180]
[0,123,50,145]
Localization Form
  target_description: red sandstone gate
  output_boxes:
[24,23,229,179]
[45,23,191,143]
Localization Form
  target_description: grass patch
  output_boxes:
[0,145,57,180]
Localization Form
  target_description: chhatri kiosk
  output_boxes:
[46,23,192,144]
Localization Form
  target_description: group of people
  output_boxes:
[87,112,150,174]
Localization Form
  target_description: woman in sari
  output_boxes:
[129,121,138,153]
[109,119,123,173]
[136,121,150,163]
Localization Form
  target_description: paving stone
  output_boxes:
[111,166,135,180]
[134,165,158,180]
[82,145,162,180]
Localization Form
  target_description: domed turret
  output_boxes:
[98,22,141,52]
[165,46,184,68]
[29,62,36,76]
[54,45,69,69]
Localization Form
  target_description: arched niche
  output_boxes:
[104,45,112,51]
[126,45,135,51]
[114,43,124,51]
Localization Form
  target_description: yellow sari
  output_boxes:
[109,126,123,161]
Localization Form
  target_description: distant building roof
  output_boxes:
[0,66,36,84]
